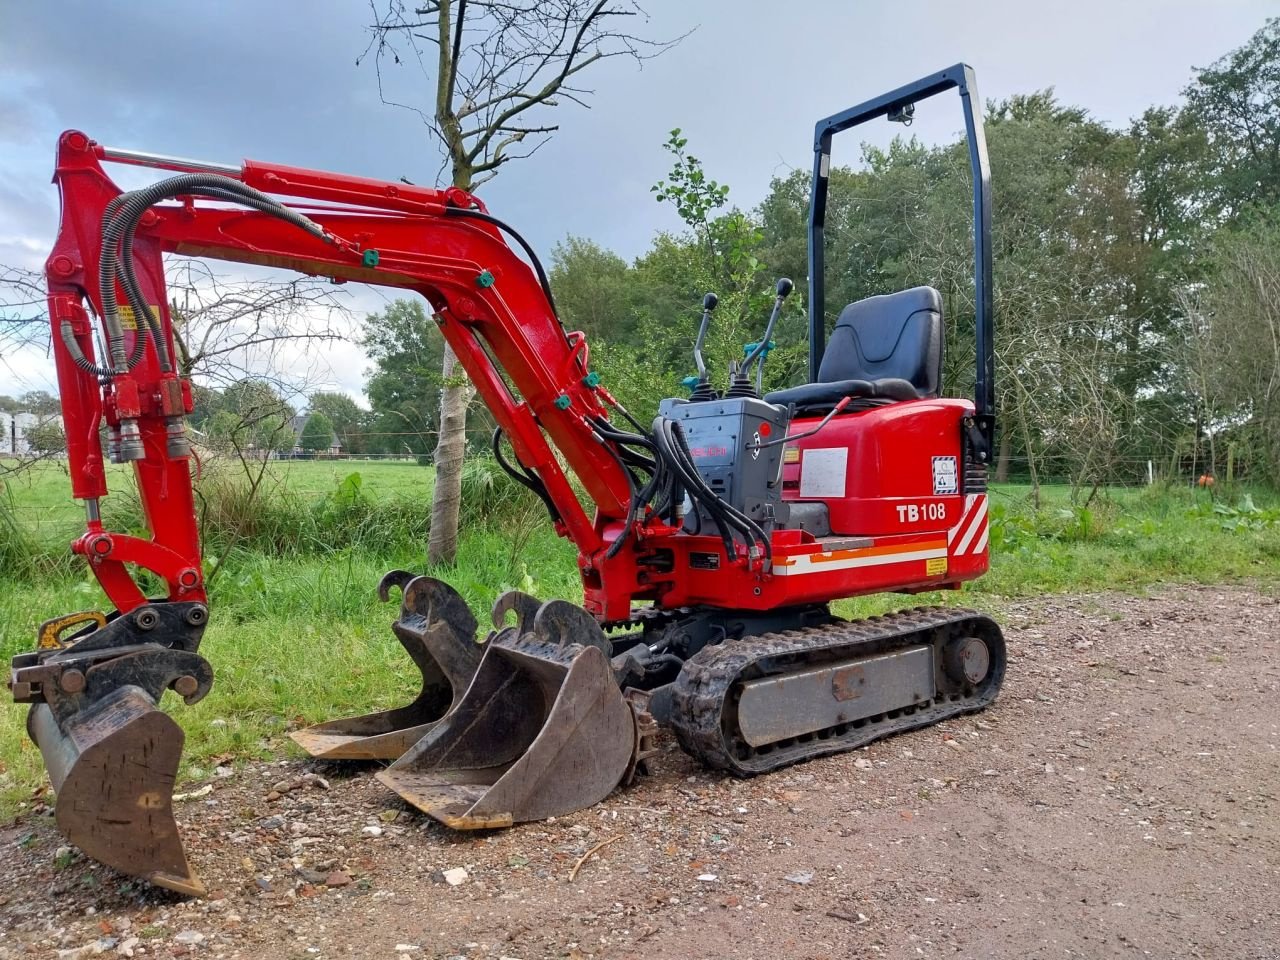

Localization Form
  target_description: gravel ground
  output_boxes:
[2,584,1278,960]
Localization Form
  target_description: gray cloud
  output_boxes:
[1,0,1273,398]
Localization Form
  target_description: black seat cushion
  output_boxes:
[764,377,919,409]
[765,286,943,413]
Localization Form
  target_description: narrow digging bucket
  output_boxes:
[29,688,205,896]
[290,573,483,761]
[376,634,638,830]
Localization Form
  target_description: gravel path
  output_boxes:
[3,584,1279,960]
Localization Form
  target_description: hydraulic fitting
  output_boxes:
[117,419,146,461]
[165,417,191,458]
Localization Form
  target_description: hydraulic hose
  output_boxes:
[658,417,772,564]
[492,427,561,524]
[75,174,332,379]
[443,207,563,328]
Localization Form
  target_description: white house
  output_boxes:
[1,411,58,456]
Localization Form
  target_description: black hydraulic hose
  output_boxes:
[610,400,650,436]
[117,183,322,377]
[91,174,330,378]
[443,206,563,330]
[96,195,166,373]
[669,421,761,552]
[603,440,642,560]
[659,417,772,564]
[590,417,659,473]
[583,414,671,560]
[653,417,737,560]
[60,311,146,379]
[492,427,561,524]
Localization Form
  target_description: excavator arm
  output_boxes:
[44,130,640,619]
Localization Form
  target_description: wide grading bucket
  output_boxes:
[376,595,645,829]
[289,573,484,760]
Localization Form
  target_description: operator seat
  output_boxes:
[765,285,943,414]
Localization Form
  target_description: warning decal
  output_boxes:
[116,304,161,332]
[932,456,958,495]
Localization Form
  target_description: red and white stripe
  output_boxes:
[948,494,988,556]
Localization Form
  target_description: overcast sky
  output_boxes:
[0,0,1273,404]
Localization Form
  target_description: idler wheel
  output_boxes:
[944,636,990,686]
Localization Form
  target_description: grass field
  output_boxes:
[2,458,1279,815]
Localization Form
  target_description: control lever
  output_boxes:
[688,292,719,401]
[742,278,793,394]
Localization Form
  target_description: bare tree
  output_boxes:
[0,264,47,355]
[2,259,355,393]
[166,260,354,392]
[1,259,356,483]
[1192,219,1280,479]
[360,0,683,564]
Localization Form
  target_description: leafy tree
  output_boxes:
[362,300,445,458]
[549,237,645,345]
[217,379,296,454]
[202,410,243,453]
[307,392,366,455]
[648,130,805,396]
[19,390,60,416]
[1184,17,1280,217]
[299,412,336,455]
[1191,212,1280,478]
[187,383,222,429]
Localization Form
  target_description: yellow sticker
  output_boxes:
[926,557,948,576]
[116,304,160,331]
[783,447,800,464]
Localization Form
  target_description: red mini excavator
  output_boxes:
[9,65,1002,896]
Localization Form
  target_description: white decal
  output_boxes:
[896,502,948,523]
[772,544,947,577]
[947,494,989,555]
[932,456,958,495]
[798,448,847,498]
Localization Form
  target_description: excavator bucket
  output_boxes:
[28,694,203,896]
[289,572,484,760]
[9,602,215,896]
[376,593,648,829]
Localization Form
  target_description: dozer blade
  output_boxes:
[29,692,204,896]
[10,602,215,897]
[289,572,484,760]
[376,595,641,829]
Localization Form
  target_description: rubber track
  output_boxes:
[670,606,1005,776]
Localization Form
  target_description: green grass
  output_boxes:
[2,462,1279,815]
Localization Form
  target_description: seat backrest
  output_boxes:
[817,286,944,397]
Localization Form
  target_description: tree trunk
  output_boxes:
[428,345,472,564]
[994,428,1012,484]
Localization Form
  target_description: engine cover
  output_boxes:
[659,395,790,533]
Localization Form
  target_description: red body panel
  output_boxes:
[44,131,987,628]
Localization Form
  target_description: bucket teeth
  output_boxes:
[289,573,484,760]
[376,596,639,830]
